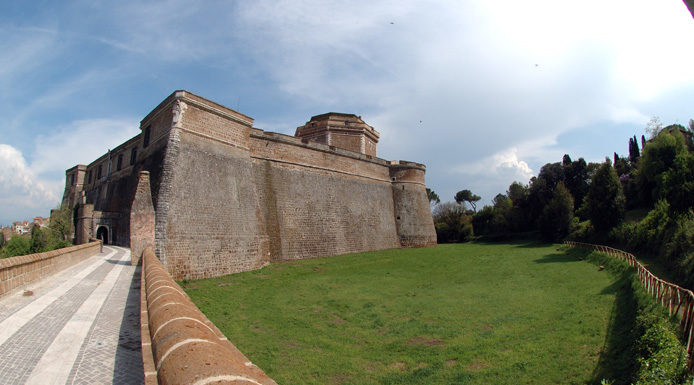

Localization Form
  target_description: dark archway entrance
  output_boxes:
[96,226,109,245]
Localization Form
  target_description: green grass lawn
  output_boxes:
[181,242,618,385]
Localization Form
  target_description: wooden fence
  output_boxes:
[564,240,694,367]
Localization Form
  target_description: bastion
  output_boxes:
[62,90,436,279]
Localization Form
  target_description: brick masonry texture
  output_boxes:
[141,246,277,385]
[130,171,155,266]
[63,90,436,280]
[0,241,101,297]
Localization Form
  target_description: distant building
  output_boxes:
[11,221,30,235]
[32,216,49,228]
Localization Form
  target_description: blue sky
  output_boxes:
[1,1,693,226]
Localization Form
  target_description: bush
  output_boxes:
[634,316,688,384]
[433,202,474,243]
[567,220,594,242]
[1,235,31,258]
[611,221,636,248]
[667,214,694,287]
[631,200,673,255]
[583,251,691,384]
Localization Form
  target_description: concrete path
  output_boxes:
[0,246,143,385]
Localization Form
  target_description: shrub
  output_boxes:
[634,316,688,384]
[433,202,474,243]
[583,251,691,385]
[610,222,636,248]
[1,235,31,258]
[667,214,694,287]
[631,200,673,255]
[567,220,594,242]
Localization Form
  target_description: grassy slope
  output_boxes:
[182,242,618,385]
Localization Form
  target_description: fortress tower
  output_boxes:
[295,113,379,157]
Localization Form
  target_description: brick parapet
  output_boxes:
[140,246,277,385]
[0,241,101,297]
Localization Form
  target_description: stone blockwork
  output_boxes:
[63,90,436,280]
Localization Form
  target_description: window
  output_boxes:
[88,170,92,184]
[130,148,137,165]
[143,125,151,148]
[116,154,123,171]
[97,165,102,179]
[70,174,75,186]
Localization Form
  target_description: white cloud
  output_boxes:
[31,118,140,176]
[0,118,139,225]
[0,144,57,211]
[452,147,535,201]
[230,0,694,204]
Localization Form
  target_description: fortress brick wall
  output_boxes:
[63,90,436,280]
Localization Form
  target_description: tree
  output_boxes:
[629,135,641,164]
[614,155,630,178]
[661,149,694,214]
[637,131,688,207]
[454,189,481,212]
[30,225,49,253]
[432,202,473,242]
[506,182,529,206]
[563,157,590,211]
[426,188,440,207]
[492,193,512,211]
[49,204,73,242]
[584,161,625,233]
[646,116,663,139]
[538,182,574,241]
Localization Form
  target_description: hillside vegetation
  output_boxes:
[433,122,693,288]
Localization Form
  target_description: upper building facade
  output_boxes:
[62,90,436,279]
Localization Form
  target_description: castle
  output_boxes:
[62,91,436,280]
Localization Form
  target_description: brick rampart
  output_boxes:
[0,241,101,297]
[140,246,277,385]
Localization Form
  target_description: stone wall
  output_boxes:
[0,241,101,297]
[140,246,276,385]
[156,128,269,280]
[64,90,436,280]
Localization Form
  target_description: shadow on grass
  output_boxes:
[589,270,639,385]
[533,253,581,263]
[534,247,589,264]
[472,238,549,249]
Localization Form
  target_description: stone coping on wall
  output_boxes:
[0,241,102,297]
[140,246,277,385]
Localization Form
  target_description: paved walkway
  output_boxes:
[0,246,143,385]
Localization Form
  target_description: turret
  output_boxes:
[295,113,379,156]
[389,161,437,247]
[62,165,86,209]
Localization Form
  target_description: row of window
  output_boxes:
[83,125,151,185]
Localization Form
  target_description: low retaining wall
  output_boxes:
[565,240,694,368]
[0,241,101,297]
[140,246,277,385]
